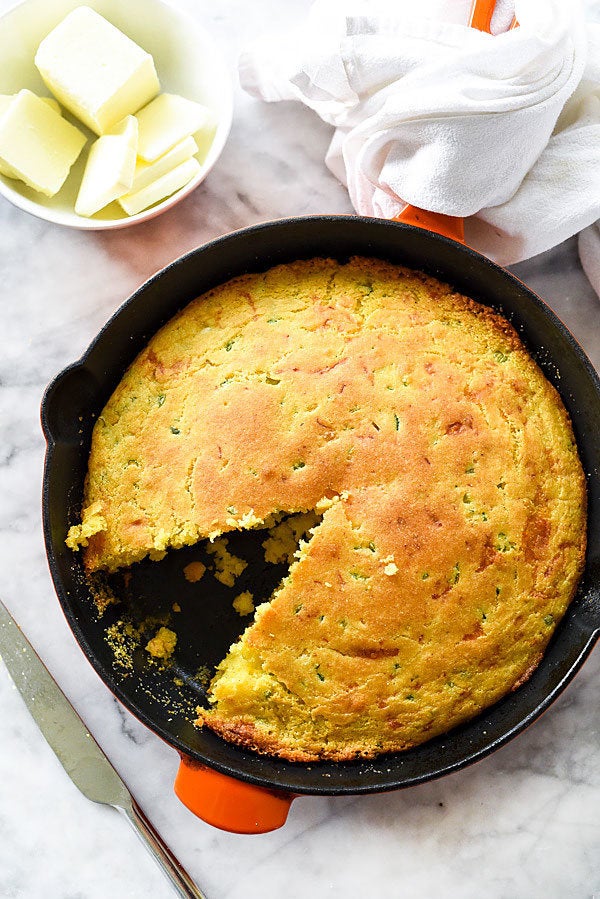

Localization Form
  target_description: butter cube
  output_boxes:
[130,136,198,193]
[0,89,86,196]
[41,97,62,116]
[35,7,160,135]
[75,115,138,217]
[118,156,200,215]
[0,97,18,179]
[0,94,60,116]
[0,94,62,178]
[136,94,213,163]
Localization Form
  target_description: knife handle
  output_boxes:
[119,799,208,899]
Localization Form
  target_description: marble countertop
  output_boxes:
[1,1,599,897]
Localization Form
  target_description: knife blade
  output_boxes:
[0,598,207,899]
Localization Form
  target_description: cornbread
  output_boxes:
[146,626,177,661]
[67,257,586,761]
[205,537,248,587]
[263,512,321,564]
[233,591,255,617]
[183,561,206,583]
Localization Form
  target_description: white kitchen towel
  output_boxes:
[240,0,600,278]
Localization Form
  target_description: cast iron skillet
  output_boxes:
[42,216,600,833]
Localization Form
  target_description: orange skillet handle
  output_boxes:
[174,756,297,834]
[394,0,499,244]
[393,206,466,243]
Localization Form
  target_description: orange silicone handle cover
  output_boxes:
[469,0,496,32]
[174,756,296,834]
[394,205,466,243]
[394,0,497,243]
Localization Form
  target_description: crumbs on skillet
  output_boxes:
[105,616,176,673]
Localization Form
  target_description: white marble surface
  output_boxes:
[0,1,599,897]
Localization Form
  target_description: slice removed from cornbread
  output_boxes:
[67,257,587,760]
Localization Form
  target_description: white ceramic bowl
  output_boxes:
[0,0,233,228]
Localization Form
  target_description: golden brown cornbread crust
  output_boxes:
[67,257,587,761]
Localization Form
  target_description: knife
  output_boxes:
[0,598,207,899]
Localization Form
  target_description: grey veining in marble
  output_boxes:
[0,1,598,898]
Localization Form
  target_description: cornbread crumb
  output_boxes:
[225,509,263,529]
[146,626,177,660]
[194,665,212,688]
[205,538,247,587]
[382,555,398,575]
[89,580,119,616]
[105,619,139,672]
[233,591,255,616]
[172,602,181,612]
[183,561,206,583]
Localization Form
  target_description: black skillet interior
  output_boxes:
[42,216,600,796]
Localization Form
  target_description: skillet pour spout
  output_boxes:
[42,214,600,833]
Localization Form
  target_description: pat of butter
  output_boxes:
[0,94,60,116]
[0,94,62,178]
[119,156,200,215]
[0,96,19,179]
[75,115,138,217]
[40,96,61,115]
[0,89,86,196]
[130,135,198,193]
[136,94,213,163]
[41,96,61,115]
[35,6,160,135]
